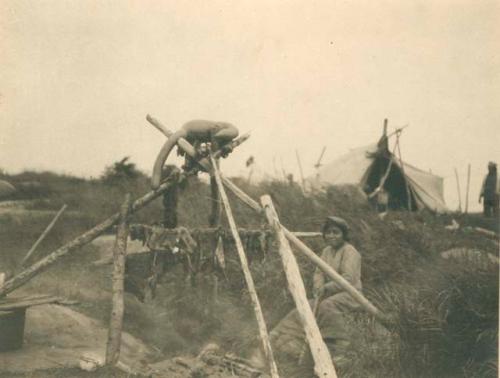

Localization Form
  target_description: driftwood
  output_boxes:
[210,155,279,378]
[0,294,62,311]
[21,204,68,266]
[200,354,266,377]
[293,231,322,238]
[106,194,131,365]
[197,344,267,378]
[473,227,498,239]
[261,195,336,378]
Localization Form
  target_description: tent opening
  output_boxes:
[363,155,417,211]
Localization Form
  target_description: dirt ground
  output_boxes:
[0,302,264,377]
[0,303,153,375]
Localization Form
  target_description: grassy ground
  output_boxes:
[0,170,498,377]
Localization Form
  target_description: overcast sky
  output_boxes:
[1,0,499,211]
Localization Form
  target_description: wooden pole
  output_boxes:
[395,133,412,211]
[386,125,409,139]
[0,178,178,297]
[261,195,336,378]
[128,225,321,239]
[314,147,326,184]
[209,159,221,227]
[454,167,462,212]
[145,114,171,136]
[465,164,471,214]
[106,194,131,365]
[273,156,279,179]
[221,176,262,213]
[279,157,287,182]
[314,146,327,169]
[210,155,279,378]
[21,204,68,266]
[247,165,254,184]
[295,149,306,192]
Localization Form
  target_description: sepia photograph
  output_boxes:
[0,1,498,377]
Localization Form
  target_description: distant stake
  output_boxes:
[465,164,471,214]
[106,194,131,365]
[21,204,68,266]
[295,149,306,192]
[210,154,280,378]
[279,156,287,182]
[261,195,336,378]
[454,167,462,212]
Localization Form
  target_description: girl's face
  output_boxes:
[324,225,344,249]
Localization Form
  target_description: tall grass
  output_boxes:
[370,256,498,378]
[0,170,498,377]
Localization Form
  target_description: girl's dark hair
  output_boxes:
[322,217,350,241]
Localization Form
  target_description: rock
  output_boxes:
[440,248,498,265]
[79,351,104,372]
[444,219,460,231]
[391,220,405,230]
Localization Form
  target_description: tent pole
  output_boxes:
[395,132,412,211]
[465,164,471,214]
[295,149,306,192]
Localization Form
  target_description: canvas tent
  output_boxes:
[0,180,16,199]
[308,137,448,213]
